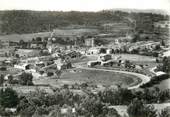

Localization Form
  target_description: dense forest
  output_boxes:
[0,10,169,34]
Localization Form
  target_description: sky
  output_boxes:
[0,0,170,13]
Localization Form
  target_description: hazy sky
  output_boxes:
[0,0,170,13]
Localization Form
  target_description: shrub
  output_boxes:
[127,99,157,117]
[159,107,170,117]
[0,74,4,86]
[140,74,169,88]
[0,88,19,108]
[47,72,54,77]
[0,67,7,71]
[18,72,33,85]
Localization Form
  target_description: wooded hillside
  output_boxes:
[0,10,169,35]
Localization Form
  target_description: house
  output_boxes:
[30,41,45,49]
[14,63,31,70]
[46,40,65,54]
[0,49,15,57]
[63,51,81,60]
[98,54,112,62]
[54,59,72,70]
[15,49,40,58]
[52,52,61,57]
[0,41,19,49]
[106,48,113,54]
[22,57,39,64]
[85,38,95,47]
[128,41,160,52]
[154,21,170,28]
[163,50,170,57]
[38,56,54,61]
[87,47,100,55]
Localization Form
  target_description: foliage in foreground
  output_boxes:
[127,98,157,117]
[158,107,170,117]
[0,88,19,108]
[0,86,170,117]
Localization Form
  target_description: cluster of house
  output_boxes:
[87,54,114,67]
[86,40,162,57]
[13,49,81,77]
[127,41,161,52]
[154,21,170,29]
[0,37,84,79]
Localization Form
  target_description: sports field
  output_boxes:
[34,68,142,88]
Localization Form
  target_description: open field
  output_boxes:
[34,68,142,88]
[0,28,99,42]
[61,69,141,87]
[0,32,51,42]
[113,54,156,62]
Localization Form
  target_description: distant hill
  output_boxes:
[108,8,170,15]
[0,10,169,37]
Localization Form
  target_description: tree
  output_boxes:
[18,72,33,85]
[48,106,61,117]
[80,97,105,117]
[7,75,13,84]
[20,104,36,117]
[36,37,42,42]
[99,88,134,105]
[162,57,170,73]
[19,39,25,45]
[0,105,13,116]
[124,60,131,68]
[161,39,165,46]
[55,70,62,79]
[106,108,121,117]
[33,106,49,116]
[131,33,139,43]
[0,74,4,86]
[0,88,19,108]
[159,107,170,117]
[127,98,157,117]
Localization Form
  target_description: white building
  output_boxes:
[163,50,170,57]
[14,63,31,70]
[87,47,100,55]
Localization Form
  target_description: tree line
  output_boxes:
[0,86,170,117]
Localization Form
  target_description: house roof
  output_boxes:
[163,50,170,57]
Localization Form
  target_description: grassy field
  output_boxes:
[0,28,99,42]
[0,32,51,42]
[34,68,141,88]
[113,54,156,62]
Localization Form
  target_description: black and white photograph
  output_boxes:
[0,0,170,117]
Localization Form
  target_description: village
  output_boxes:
[0,9,170,117]
[0,27,170,116]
